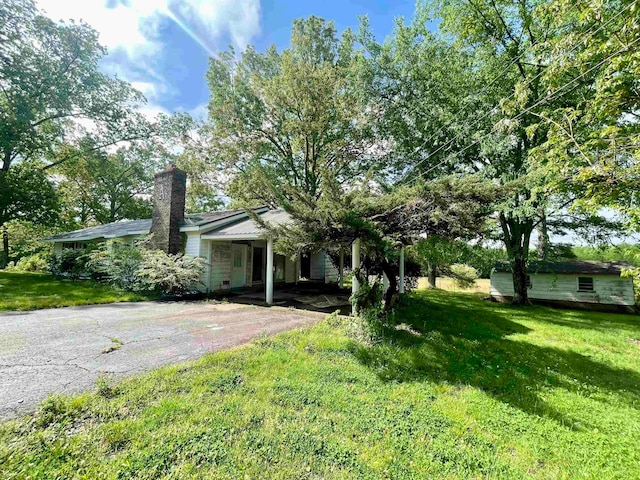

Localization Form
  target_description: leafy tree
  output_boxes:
[206,16,378,207]
[366,0,584,304]
[0,0,152,263]
[0,161,58,266]
[413,237,471,288]
[535,0,640,229]
[57,146,153,225]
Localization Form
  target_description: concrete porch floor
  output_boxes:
[220,283,352,315]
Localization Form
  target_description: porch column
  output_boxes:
[399,246,405,294]
[338,247,345,288]
[266,238,274,304]
[383,272,389,294]
[352,238,361,296]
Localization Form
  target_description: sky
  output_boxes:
[35,0,418,121]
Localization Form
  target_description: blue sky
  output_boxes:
[37,0,418,120]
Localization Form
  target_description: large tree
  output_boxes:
[206,16,378,207]
[365,1,578,304]
[534,0,640,229]
[0,0,152,261]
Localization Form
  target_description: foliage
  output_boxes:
[86,241,144,291]
[137,249,206,296]
[48,249,91,280]
[87,240,206,295]
[465,246,509,279]
[56,145,153,225]
[0,219,56,267]
[207,16,377,207]
[2,290,640,477]
[5,252,48,272]
[0,0,150,173]
[0,271,145,311]
[572,244,640,266]
[535,0,640,229]
[448,263,478,289]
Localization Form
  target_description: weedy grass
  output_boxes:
[0,271,146,311]
[1,290,639,478]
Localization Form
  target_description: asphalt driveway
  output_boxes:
[0,301,323,421]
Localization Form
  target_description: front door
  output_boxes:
[231,244,247,288]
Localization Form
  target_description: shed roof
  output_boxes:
[201,209,292,240]
[494,260,633,275]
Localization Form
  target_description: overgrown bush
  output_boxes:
[87,240,206,295]
[86,241,144,291]
[449,263,478,289]
[137,250,206,295]
[48,249,90,279]
[5,252,49,272]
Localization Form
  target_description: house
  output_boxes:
[490,260,636,311]
[43,165,371,304]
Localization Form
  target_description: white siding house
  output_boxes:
[490,261,636,311]
[44,207,341,302]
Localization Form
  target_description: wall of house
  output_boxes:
[53,243,63,255]
[310,252,325,281]
[324,253,339,283]
[490,272,635,306]
[210,241,232,291]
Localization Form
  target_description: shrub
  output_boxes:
[622,267,640,306]
[48,249,90,279]
[5,252,49,272]
[449,263,478,289]
[137,250,206,296]
[86,241,143,291]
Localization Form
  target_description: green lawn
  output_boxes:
[0,271,145,310]
[1,291,639,478]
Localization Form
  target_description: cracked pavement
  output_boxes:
[0,301,323,421]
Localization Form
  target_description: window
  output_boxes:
[62,241,88,250]
[526,275,532,289]
[577,277,594,292]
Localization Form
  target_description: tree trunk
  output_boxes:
[1,224,8,269]
[427,262,437,288]
[381,261,398,312]
[510,254,529,305]
[536,210,550,260]
[499,212,533,305]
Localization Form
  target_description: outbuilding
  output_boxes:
[490,260,636,312]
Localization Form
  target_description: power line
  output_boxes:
[399,2,636,183]
[407,31,640,186]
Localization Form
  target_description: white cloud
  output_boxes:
[36,0,261,112]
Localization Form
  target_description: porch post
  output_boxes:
[352,238,361,296]
[399,246,405,294]
[339,247,345,288]
[383,272,389,294]
[266,238,274,304]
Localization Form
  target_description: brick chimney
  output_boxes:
[149,164,187,254]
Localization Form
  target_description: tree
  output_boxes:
[0,161,58,266]
[366,1,578,304]
[534,0,640,229]
[57,146,153,225]
[0,0,152,261]
[413,237,470,288]
[206,16,378,207]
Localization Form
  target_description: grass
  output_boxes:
[1,291,640,478]
[0,271,146,311]
[417,276,491,293]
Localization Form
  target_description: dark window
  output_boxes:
[526,275,532,289]
[578,277,594,292]
[300,253,311,279]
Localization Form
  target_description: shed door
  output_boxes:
[231,244,247,288]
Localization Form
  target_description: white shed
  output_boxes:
[490,261,636,311]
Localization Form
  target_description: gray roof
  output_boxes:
[202,209,292,240]
[494,260,633,275]
[43,219,152,242]
[43,207,268,243]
